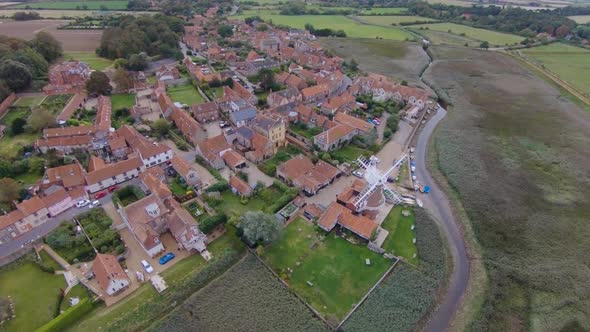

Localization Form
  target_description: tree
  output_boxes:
[349,58,359,72]
[151,118,171,138]
[480,41,489,49]
[127,53,149,71]
[0,178,20,204]
[0,60,32,91]
[26,108,54,133]
[258,68,277,91]
[10,47,48,78]
[86,71,112,96]
[29,31,62,62]
[10,117,26,135]
[217,25,234,38]
[239,211,284,245]
[113,68,132,92]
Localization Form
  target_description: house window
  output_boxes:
[112,176,116,180]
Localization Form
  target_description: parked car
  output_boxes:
[141,260,154,273]
[219,121,229,128]
[108,185,119,193]
[159,253,176,265]
[352,170,364,178]
[89,200,101,208]
[372,118,381,125]
[76,199,90,208]
[94,191,107,199]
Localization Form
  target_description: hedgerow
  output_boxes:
[37,298,94,332]
[342,208,447,331]
[149,254,328,332]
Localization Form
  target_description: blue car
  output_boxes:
[159,253,176,265]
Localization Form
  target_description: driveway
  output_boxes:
[304,175,357,207]
[241,161,275,187]
[376,120,412,171]
[161,139,216,186]
[203,122,222,138]
[414,106,470,332]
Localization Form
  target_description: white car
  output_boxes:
[352,170,364,178]
[76,199,90,208]
[89,200,101,208]
[141,260,154,273]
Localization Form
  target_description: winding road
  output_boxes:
[414,106,470,331]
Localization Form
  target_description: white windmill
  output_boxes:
[352,153,408,212]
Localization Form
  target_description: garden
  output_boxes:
[290,122,322,139]
[45,209,124,263]
[167,84,205,105]
[259,217,393,323]
[259,145,302,176]
[149,254,328,331]
[0,254,67,331]
[112,185,145,207]
[380,206,418,264]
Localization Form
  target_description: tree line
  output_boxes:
[0,32,62,100]
[97,14,184,68]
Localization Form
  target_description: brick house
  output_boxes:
[192,101,219,123]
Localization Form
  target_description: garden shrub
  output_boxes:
[37,298,94,332]
[205,181,229,193]
[199,214,228,234]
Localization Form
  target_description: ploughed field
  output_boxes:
[424,45,590,331]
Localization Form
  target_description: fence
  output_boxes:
[0,93,16,120]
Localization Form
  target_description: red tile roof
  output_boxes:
[92,253,130,293]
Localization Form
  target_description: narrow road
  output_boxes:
[415,106,470,331]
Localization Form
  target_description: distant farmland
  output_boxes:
[522,43,590,98]
[409,22,524,46]
[357,15,436,26]
[10,0,129,10]
[231,11,415,40]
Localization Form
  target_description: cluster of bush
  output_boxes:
[304,23,346,37]
[150,255,327,331]
[199,214,228,234]
[37,298,94,332]
[268,181,299,213]
[111,185,146,207]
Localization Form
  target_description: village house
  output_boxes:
[267,87,302,112]
[155,64,181,81]
[301,84,330,104]
[315,202,378,241]
[196,134,232,169]
[92,253,131,296]
[222,150,247,171]
[251,113,286,153]
[276,154,340,196]
[276,72,307,91]
[228,100,257,127]
[169,107,207,146]
[43,61,91,94]
[115,126,173,168]
[85,155,144,193]
[313,123,356,152]
[235,126,273,163]
[320,93,358,116]
[118,173,208,258]
[41,186,74,217]
[170,155,201,187]
[229,175,253,197]
[192,101,219,123]
[0,196,50,238]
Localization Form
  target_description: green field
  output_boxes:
[167,84,205,105]
[568,15,590,23]
[11,0,129,10]
[357,15,436,26]
[111,93,135,110]
[359,7,408,14]
[0,9,153,18]
[522,43,590,98]
[380,206,418,264]
[232,11,414,40]
[409,22,524,46]
[261,217,392,322]
[0,260,67,331]
[13,96,45,108]
[63,52,113,71]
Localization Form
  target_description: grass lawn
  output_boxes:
[359,7,407,14]
[261,217,318,274]
[61,284,91,312]
[290,124,322,139]
[0,261,67,331]
[232,11,415,40]
[13,96,45,108]
[216,190,267,215]
[0,132,39,160]
[39,250,64,270]
[276,232,392,321]
[0,107,30,126]
[568,15,590,24]
[357,15,436,25]
[210,86,224,99]
[111,93,135,110]
[63,52,113,71]
[330,144,367,163]
[167,84,204,105]
[169,178,189,197]
[11,0,129,10]
[408,22,523,46]
[522,43,590,98]
[381,206,418,264]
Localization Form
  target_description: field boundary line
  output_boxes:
[501,50,590,108]
[336,258,400,330]
[248,249,335,330]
